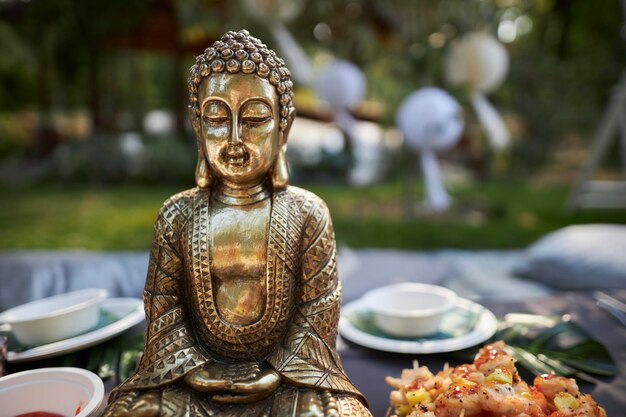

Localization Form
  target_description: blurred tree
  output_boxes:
[52,0,149,131]
[1,0,148,155]
[504,0,624,172]
[0,21,36,110]
[0,0,623,176]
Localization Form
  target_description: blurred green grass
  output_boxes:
[1,181,625,250]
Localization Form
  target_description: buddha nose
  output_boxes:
[229,116,244,145]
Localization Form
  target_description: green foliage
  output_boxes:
[455,313,617,383]
[1,180,625,250]
[0,184,179,250]
[501,0,625,170]
[0,0,150,113]
[51,135,195,185]
[0,22,36,110]
[311,180,626,250]
[140,136,196,185]
[53,135,128,183]
[60,329,144,382]
[0,112,34,158]
[0,0,624,174]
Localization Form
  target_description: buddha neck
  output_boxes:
[212,179,270,206]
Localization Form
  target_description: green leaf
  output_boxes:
[539,351,617,376]
[506,346,553,376]
[485,314,617,384]
[98,344,120,379]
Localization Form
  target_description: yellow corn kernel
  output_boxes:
[485,367,513,385]
[520,391,532,400]
[554,392,580,411]
[405,387,431,406]
[395,404,413,416]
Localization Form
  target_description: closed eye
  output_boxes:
[242,116,271,125]
[203,116,229,125]
[240,100,272,125]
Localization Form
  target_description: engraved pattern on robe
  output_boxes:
[106,186,367,413]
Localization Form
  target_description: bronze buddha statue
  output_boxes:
[103,30,371,417]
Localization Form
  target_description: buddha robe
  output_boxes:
[104,186,370,417]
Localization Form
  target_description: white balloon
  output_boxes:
[241,0,306,23]
[315,60,366,110]
[445,32,509,94]
[396,87,464,152]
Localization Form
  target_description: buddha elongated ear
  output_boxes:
[190,107,202,139]
[271,145,289,191]
[273,107,295,191]
[195,146,212,189]
[190,106,211,188]
[279,106,296,146]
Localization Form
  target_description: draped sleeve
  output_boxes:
[112,190,211,396]
[267,193,366,404]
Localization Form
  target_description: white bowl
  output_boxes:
[363,283,458,337]
[0,367,104,417]
[0,289,108,346]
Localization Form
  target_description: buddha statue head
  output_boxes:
[188,30,295,191]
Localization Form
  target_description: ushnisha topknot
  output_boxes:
[188,29,295,131]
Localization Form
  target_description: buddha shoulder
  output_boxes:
[154,188,200,231]
[282,186,332,224]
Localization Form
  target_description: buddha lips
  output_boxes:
[221,145,250,166]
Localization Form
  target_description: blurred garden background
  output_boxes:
[1,0,625,250]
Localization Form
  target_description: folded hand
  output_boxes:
[184,362,281,404]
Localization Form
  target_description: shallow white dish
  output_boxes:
[0,289,108,346]
[0,367,104,417]
[5,298,144,363]
[363,283,458,337]
[339,296,497,354]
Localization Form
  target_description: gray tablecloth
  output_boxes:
[5,249,621,416]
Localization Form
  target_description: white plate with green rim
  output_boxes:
[2,298,144,362]
[339,297,497,354]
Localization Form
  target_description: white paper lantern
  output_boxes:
[396,87,464,152]
[241,0,306,23]
[396,88,464,211]
[315,60,366,110]
[445,32,509,94]
[445,32,511,150]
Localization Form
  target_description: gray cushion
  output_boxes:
[513,224,626,289]
[0,251,148,311]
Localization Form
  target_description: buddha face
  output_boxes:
[198,73,285,186]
